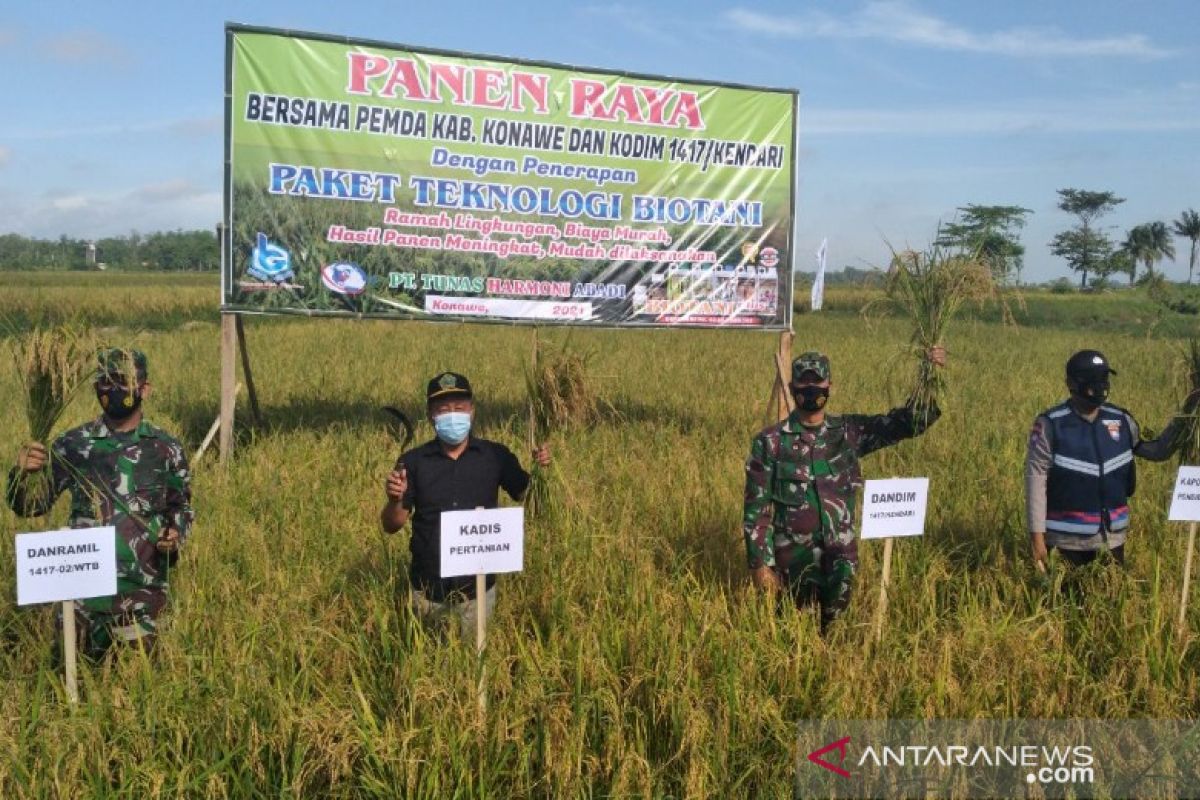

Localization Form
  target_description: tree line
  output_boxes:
[932,194,1199,288]
[0,230,218,271]
[2,195,1198,287]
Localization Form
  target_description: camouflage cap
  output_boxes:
[96,347,148,381]
[791,351,831,383]
[426,371,473,402]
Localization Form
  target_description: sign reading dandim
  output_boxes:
[860,478,930,540]
[224,25,797,329]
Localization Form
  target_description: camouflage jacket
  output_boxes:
[7,417,193,608]
[742,403,940,568]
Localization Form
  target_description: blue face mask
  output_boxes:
[433,411,472,445]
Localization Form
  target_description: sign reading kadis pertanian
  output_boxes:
[440,507,524,578]
[223,25,797,329]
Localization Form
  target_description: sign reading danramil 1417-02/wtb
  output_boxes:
[223,25,797,328]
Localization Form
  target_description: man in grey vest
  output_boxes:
[1027,350,1198,568]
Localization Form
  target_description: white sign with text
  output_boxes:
[1168,466,1200,522]
[440,507,524,578]
[860,478,930,540]
[15,526,117,605]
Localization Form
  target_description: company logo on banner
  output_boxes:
[224,25,797,328]
[247,232,293,283]
[321,263,368,295]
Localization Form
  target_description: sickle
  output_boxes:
[380,406,414,451]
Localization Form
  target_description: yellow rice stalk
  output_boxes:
[12,324,98,443]
[1176,339,1200,464]
[870,238,998,426]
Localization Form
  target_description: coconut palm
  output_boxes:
[1121,221,1177,283]
[1174,209,1200,284]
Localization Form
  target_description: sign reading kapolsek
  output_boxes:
[15,526,117,606]
[1168,466,1200,521]
[224,25,796,328]
[860,478,930,540]
[440,507,524,577]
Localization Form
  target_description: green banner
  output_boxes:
[224,25,797,328]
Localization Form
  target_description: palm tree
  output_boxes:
[1121,221,1177,283]
[1174,209,1200,284]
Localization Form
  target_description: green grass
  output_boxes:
[0,275,1198,797]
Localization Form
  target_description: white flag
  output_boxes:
[811,238,828,311]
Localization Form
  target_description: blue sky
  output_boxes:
[1,1,1197,282]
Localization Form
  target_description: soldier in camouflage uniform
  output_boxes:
[8,348,193,658]
[743,349,945,632]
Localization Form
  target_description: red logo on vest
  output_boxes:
[1104,420,1121,441]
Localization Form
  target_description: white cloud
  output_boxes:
[726,3,1174,59]
[581,4,684,47]
[44,30,131,66]
[167,115,222,138]
[51,195,89,211]
[803,103,1200,136]
[4,180,220,238]
[7,114,219,141]
[133,179,197,202]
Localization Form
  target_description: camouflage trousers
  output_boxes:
[61,588,168,661]
[774,536,858,633]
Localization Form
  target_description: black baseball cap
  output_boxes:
[1066,350,1117,379]
[426,371,473,402]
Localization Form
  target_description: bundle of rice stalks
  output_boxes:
[524,333,603,434]
[9,323,97,508]
[870,239,998,426]
[1175,338,1200,464]
[12,323,97,443]
[522,332,604,519]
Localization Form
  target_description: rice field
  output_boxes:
[1,272,1199,798]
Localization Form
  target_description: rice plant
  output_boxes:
[11,323,97,443]
[521,331,605,519]
[869,238,998,426]
[1175,338,1200,464]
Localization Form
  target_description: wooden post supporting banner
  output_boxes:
[768,330,794,423]
[62,601,78,703]
[219,313,237,465]
[1180,521,1197,638]
[873,537,894,644]
[234,316,262,427]
[193,383,242,466]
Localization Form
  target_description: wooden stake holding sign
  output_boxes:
[860,478,930,643]
[1166,466,1200,639]
[14,526,117,703]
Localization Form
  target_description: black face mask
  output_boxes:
[1072,378,1110,408]
[97,384,142,420]
[792,385,829,412]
